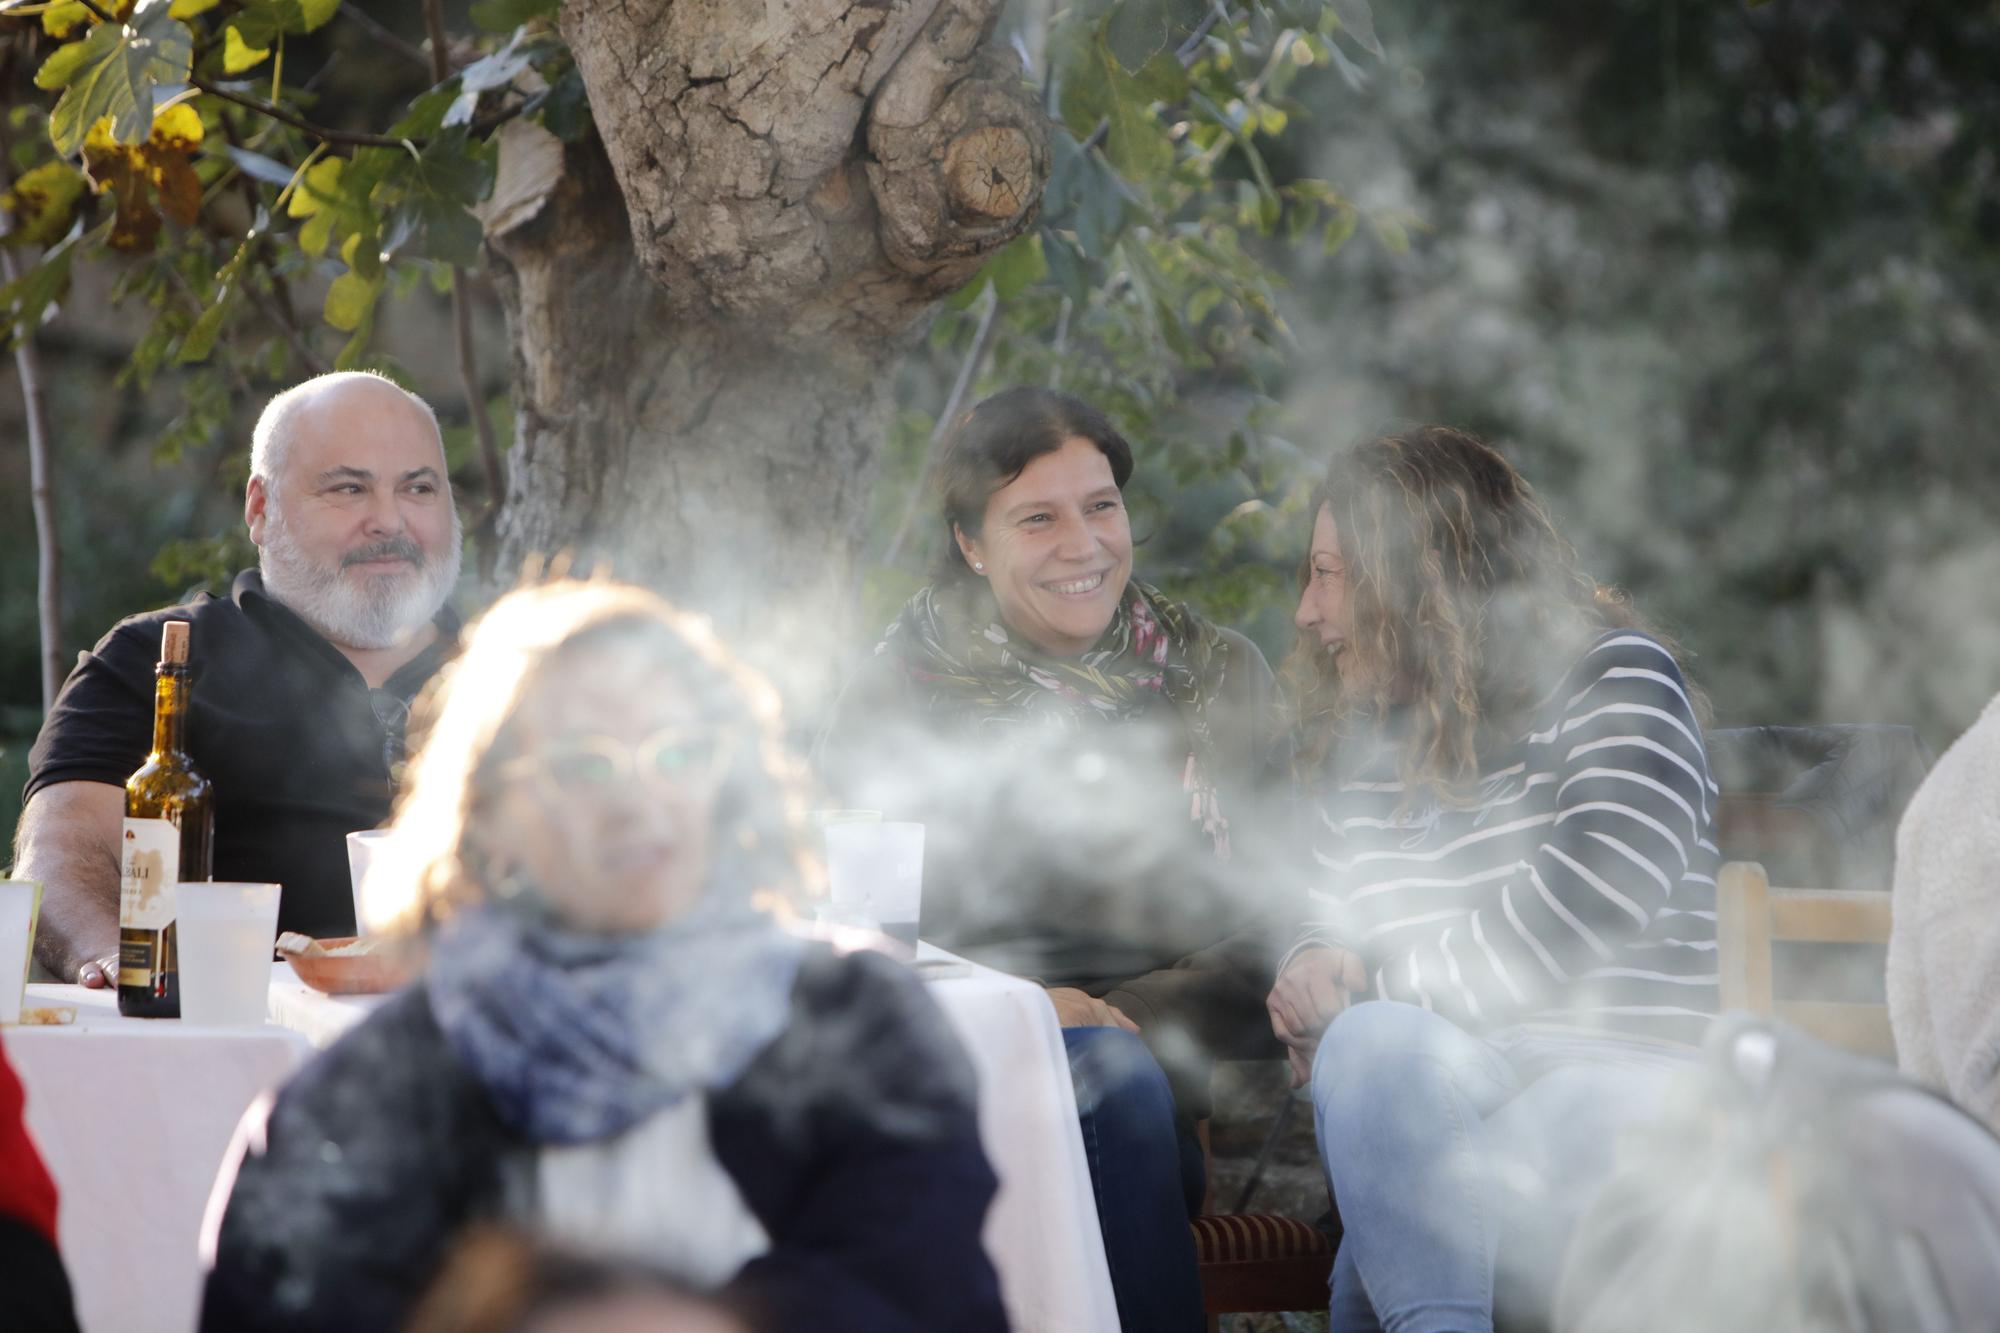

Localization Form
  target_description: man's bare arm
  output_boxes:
[13,781,124,985]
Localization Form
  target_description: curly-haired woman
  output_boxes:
[1265,428,1720,1333]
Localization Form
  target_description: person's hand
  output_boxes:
[1045,987,1141,1033]
[1266,945,1368,1087]
[76,952,118,989]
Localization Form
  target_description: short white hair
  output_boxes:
[249,371,444,486]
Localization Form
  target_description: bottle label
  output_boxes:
[119,817,179,931]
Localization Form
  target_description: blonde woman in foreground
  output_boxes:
[200,580,1005,1333]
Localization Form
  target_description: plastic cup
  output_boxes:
[822,821,923,958]
[808,809,882,829]
[346,830,393,936]
[175,882,281,1026]
[0,881,41,1025]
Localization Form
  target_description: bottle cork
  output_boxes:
[161,620,190,665]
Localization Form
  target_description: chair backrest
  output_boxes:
[1707,724,1930,892]
[1716,860,1895,1059]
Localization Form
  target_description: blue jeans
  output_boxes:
[1065,1026,1205,1333]
[1311,1002,1686,1333]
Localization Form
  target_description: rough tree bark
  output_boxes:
[486,0,1047,682]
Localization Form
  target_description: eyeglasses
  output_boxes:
[499,726,732,798]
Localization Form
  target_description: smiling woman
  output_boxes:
[818,386,1291,1333]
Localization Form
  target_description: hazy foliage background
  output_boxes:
[5,0,1999,835]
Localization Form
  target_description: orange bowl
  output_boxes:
[278,936,412,996]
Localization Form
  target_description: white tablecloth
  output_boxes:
[20,947,1118,1333]
[9,983,311,1333]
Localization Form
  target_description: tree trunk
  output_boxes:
[487,0,1047,692]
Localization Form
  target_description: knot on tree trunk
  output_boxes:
[559,0,1046,341]
[867,42,1047,288]
[944,126,1036,221]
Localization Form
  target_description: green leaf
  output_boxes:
[295,0,338,32]
[176,232,254,363]
[47,1,196,157]
[1187,285,1223,326]
[983,231,1047,302]
[527,64,591,141]
[1097,28,1174,179]
[1131,50,1189,104]
[381,128,494,267]
[223,24,272,73]
[232,0,338,40]
[468,0,557,33]
[1322,206,1357,256]
[35,23,118,92]
[340,228,383,282]
[228,4,282,48]
[0,229,80,343]
[323,267,381,331]
[168,0,221,16]
[1041,229,1092,307]
[1370,212,1410,254]
[390,86,457,139]
[1327,0,1384,58]
[333,308,375,368]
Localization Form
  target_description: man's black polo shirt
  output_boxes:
[25,571,458,937]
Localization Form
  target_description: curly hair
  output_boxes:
[364,577,816,934]
[1281,426,1695,802]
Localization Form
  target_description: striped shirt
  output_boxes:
[1296,631,1720,1044]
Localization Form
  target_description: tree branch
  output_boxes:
[0,86,63,708]
[190,77,414,149]
[422,0,452,81]
[423,0,506,564]
[340,5,431,72]
[1079,7,1236,154]
[879,287,1005,573]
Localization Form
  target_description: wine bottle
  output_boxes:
[118,620,214,1018]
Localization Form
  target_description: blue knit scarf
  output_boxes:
[425,888,803,1145]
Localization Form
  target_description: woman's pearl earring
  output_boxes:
[974,562,985,573]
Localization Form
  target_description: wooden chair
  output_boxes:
[1715,860,1895,1059]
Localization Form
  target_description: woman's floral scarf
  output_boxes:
[878,578,1234,855]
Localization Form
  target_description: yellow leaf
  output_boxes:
[148,102,205,154]
[323,269,381,332]
[1,161,88,247]
[169,0,222,15]
[42,3,90,38]
[82,114,120,160]
[224,24,272,74]
[300,208,335,257]
[287,157,344,218]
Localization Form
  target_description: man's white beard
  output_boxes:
[259,503,462,651]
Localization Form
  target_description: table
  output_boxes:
[9,982,311,1333]
[16,945,1118,1333]
[270,944,1122,1333]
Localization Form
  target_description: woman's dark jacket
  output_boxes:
[199,945,1005,1333]
[818,625,1291,1117]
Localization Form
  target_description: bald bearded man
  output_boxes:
[16,372,463,985]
